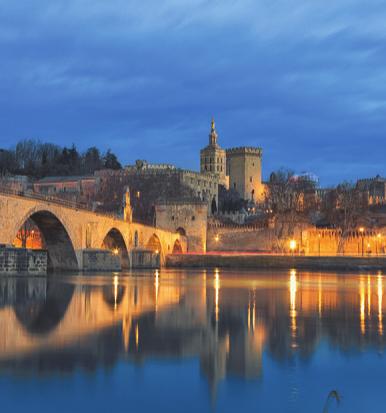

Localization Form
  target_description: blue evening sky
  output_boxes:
[1,0,385,186]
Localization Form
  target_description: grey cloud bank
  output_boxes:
[1,0,385,186]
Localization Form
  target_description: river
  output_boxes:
[0,269,385,412]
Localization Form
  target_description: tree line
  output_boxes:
[0,139,122,178]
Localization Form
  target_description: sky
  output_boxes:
[0,0,385,186]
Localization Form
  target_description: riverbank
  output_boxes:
[166,253,386,271]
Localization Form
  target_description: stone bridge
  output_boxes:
[0,191,186,271]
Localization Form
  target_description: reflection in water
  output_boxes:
[379,274,383,336]
[0,270,386,404]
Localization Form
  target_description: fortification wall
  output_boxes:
[155,202,208,253]
[306,229,386,255]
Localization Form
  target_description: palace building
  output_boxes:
[200,118,265,203]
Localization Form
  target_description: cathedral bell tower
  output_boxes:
[200,118,228,188]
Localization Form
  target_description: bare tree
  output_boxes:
[321,181,367,253]
[16,219,35,248]
[266,169,317,251]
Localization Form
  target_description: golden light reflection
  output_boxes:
[214,269,220,322]
[318,275,322,318]
[135,324,139,349]
[113,275,119,310]
[155,270,159,311]
[289,269,297,346]
[367,275,371,318]
[360,278,365,335]
[378,274,383,336]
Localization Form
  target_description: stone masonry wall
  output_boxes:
[82,249,121,272]
[155,202,208,253]
[0,247,47,275]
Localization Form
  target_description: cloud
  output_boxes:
[0,0,385,185]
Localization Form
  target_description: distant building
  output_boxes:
[33,175,100,202]
[200,118,265,203]
[357,175,386,205]
[0,175,30,192]
[200,118,228,188]
[122,161,220,214]
[226,147,264,203]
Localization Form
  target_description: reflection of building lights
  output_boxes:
[360,278,365,335]
[113,275,119,309]
[289,269,297,346]
[135,324,139,349]
[367,275,371,317]
[155,269,159,310]
[214,269,220,322]
[318,275,322,317]
[378,275,383,336]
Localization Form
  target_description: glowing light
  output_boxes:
[214,234,220,242]
[289,269,297,345]
[378,275,383,336]
[289,239,297,252]
[113,275,119,309]
[367,275,371,317]
[155,249,159,254]
[378,233,382,239]
[155,269,159,310]
[113,248,119,255]
[318,275,322,317]
[214,269,220,322]
[135,324,139,349]
[359,227,365,233]
[360,278,365,335]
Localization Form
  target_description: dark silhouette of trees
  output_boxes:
[0,139,122,179]
[103,150,122,170]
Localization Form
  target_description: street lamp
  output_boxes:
[289,239,297,256]
[359,227,364,257]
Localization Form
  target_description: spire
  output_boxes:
[209,117,218,146]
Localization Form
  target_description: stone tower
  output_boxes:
[123,186,132,223]
[226,147,264,202]
[200,118,228,187]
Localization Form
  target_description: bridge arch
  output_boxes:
[172,239,183,254]
[101,228,130,269]
[13,209,79,272]
[13,281,74,336]
[176,227,186,236]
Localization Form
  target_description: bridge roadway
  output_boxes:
[0,190,186,271]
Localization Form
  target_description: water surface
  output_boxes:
[0,269,385,413]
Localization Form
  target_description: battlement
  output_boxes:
[226,147,262,157]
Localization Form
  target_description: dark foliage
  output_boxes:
[0,139,122,178]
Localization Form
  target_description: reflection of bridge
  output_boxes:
[0,275,184,360]
[0,191,186,270]
[1,271,385,399]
